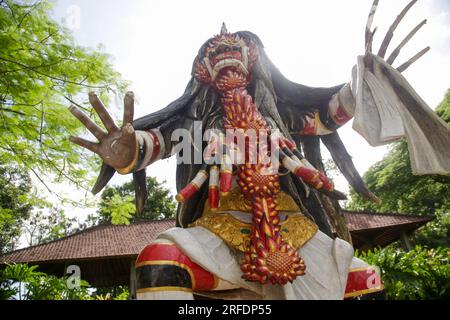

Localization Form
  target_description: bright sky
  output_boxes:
[42,0,450,222]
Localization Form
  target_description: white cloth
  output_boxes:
[137,290,194,300]
[345,54,450,175]
[155,226,360,300]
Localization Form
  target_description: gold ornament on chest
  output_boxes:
[189,188,318,252]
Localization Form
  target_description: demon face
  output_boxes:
[194,31,258,90]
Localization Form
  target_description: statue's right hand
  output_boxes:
[69,92,138,173]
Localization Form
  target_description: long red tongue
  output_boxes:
[238,169,306,285]
[221,88,306,285]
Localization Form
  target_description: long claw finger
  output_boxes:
[365,27,378,54]
[92,162,116,195]
[280,149,322,189]
[176,164,209,203]
[279,142,326,190]
[318,172,334,192]
[69,136,99,154]
[397,46,430,72]
[68,105,106,141]
[88,92,119,133]
[123,91,135,125]
[365,0,379,53]
[377,0,418,58]
[386,19,427,65]
[133,169,147,215]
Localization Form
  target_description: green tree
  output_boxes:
[0,165,34,254]
[93,286,129,300]
[0,0,128,194]
[0,0,128,253]
[436,89,450,123]
[0,263,41,300]
[95,177,177,225]
[412,210,450,248]
[98,193,136,225]
[357,246,450,299]
[22,207,77,246]
[1,164,78,252]
[0,263,92,300]
[0,263,131,300]
[347,140,449,215]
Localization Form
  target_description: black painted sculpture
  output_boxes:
[68,1,450,299]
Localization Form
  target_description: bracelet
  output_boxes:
[116,141,139,175]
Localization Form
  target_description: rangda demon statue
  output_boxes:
[69,1,450,299]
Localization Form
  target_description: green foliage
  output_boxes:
[0,165,33,253]
[0,283,17,300]
[0,0,128,193]
[95,176,176,225]
[22,207,77,246]
[0,263,92,300]
[347,140,450,215]
[0,0,128,256]
[413,211,450,248]
[0,264,130,300]
[113,287,130,300]
[0,263,45,300]
[1,164,77,252]
[94,286,129,300]
[100,194,135,225]
[25,275,91,300]
[436,89,450,123]
[358,246,450,299]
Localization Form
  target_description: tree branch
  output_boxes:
[16,1,42,29]
[38,30,59,45]
[0,58,75,75]
[0,56,113,89]
[0,107,26,116]
[3,1,18,24]
[38,103,44,145]
[2,100,43,108]
[63,95,92,113]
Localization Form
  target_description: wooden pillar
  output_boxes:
[129,259,137,300]
[400,231,412,252]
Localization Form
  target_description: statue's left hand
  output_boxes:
[68,92,138,172]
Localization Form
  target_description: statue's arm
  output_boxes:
[297,84,354,136]
[118,128,166,174]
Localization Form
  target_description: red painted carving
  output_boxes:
[194,33,306,284]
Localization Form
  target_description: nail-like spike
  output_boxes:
[365,0,380,53]
[378,0,419,58]
[397,46,430,72]
[386,19,427,65]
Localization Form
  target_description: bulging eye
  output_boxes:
[224,46,231,52]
